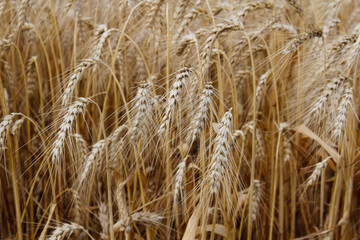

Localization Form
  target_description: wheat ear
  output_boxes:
[51,98,89,164]
[158,67,190,136]
[61,58,97,106]
[47,223,84,240]
[304,157,331,190]
[208,109,233,194]
[333,87,353,140]
[0,113,15,146]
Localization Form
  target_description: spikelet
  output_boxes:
[10,117,25,136]
[47,223,83,240]
[0,39,12,54]
[233,129,245,142]
[333,87,353,140]
[61,58,97,106]
[0,113,15,147]
[158,68,190,136]
[51,98,89,164]
[207,109,233,194]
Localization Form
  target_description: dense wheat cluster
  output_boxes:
[1,0,360,239]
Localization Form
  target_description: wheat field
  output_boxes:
[1,0,360,239]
